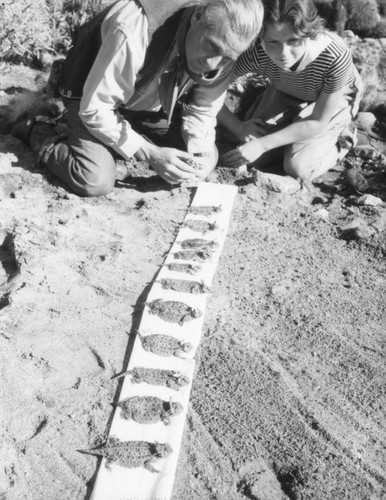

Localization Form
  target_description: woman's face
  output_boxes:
[262,22,307,70]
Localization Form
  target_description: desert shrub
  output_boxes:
[315,0,383,35]
[374,103,386,125]
[314,0,335,26]
[49,0,107,55]
[365,18,386,37]
[351,13,386,37]
[377,0,386,15]
[0,0,108,65]
[315,0,347,33]
[350,38,384,111]
[0,0,52,63]
[373,17,386,36]
[345,0,380,36]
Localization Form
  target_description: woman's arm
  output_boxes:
[217,104,264,142]
[221,88,345,167]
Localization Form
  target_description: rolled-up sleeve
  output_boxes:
[181,62,234,154]
[79,24,147,159]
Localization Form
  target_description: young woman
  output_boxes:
[219,0,363,181]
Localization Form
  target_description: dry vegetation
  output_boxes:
[0,0,107,65]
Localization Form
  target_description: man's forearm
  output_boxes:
[181,69,232,154]
[79,106,147,160]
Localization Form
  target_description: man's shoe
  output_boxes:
[12,116,67,168]
[11,113,62,145]
[11,117,37,145]
[45,59,65,97]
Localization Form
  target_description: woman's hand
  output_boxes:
[221,137,266,168]
[235,119,264,143]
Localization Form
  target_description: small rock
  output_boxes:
[236,164,248,175]
[356,112,377,133]
[341,223,375,240]
[314,208,329,221]
[238,459,285,500]
[39,51,56,69]
[205,170,218,183]
[270,280,293,296]
[356,194,384,206]
[0,153,19,174]
[371,212,386,233]
[312,195,329,205]
[115,161,131,180]
[253,171,301,194]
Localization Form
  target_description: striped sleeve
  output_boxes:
[322,45,352,93]
[234,42,261,77]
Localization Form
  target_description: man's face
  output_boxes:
[185,8,249,76]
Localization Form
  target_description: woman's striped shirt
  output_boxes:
[234,31,362,104]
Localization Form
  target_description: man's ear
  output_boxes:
[191,6,204,25]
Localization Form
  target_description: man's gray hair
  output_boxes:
[201,0,264,43]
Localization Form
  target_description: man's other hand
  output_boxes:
[135,143,198,184]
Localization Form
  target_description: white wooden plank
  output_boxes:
[90,182,237,500]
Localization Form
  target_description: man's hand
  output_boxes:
[188,152,217,181]
[135,143,198,184]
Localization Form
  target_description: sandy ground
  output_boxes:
[0,65,386,500]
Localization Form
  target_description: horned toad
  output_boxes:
[158,278,209,294]
[179,238,218,250]
[183,219,217,233]
[146,299,202,324]
[138,333,193,357]
[166,262,201,274]
[118,395,183,425]
[90,437,172,472]
[114,366,190,390]
[189,205,222,216]
[173,249,212,262]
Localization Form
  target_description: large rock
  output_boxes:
[253,171,301,194]
[343,31,386,111]
[356,111,377,133]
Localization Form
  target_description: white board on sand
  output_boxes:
[90,182,238,500]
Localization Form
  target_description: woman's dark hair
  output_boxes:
[262,0,325,39]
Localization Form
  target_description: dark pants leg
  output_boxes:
[32,100,185,197]
[31,99,117,196]
[118,107,185,150]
